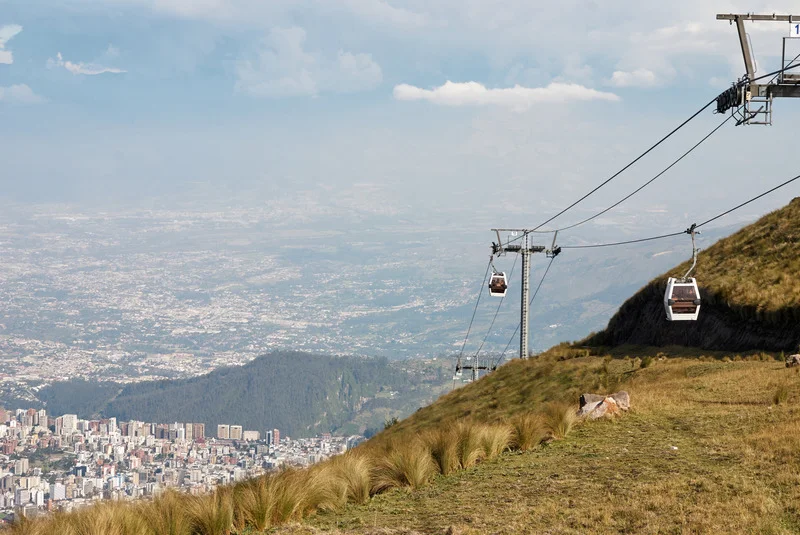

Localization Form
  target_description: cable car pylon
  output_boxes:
[491,229,551,360]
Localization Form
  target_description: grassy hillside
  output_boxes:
[8,346,800,534]
[352,362,797,533]
[588,197,800,351]
[303,351,800,534]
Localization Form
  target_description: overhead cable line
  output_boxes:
[493,255,557,369]
[454,260,491,383]
[695,172,800,229]
[528,98,717,233]
[543,111,737,232]
[502,61,800,244]
[561,231,687,249]
[560,171,800,249]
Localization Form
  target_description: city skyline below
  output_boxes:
[0,404,351,520]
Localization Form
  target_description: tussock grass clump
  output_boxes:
[270,469,328,524]
[7,515,64,535]
[422,427,460,476]
[233,476,277,532]
[186,487,234,535]
[60,502,149,535]
[455,421,486,469]
[326,451,373,505]
[773,383,789,405]
[480,424,513,459]
[510,413,547,451]
[370,439,436,494]
[139,490,192,535]
[543,401,577,440]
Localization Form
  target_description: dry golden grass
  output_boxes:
[17,353,800,535]
[270,469,331,524]
[233,476,277,532]
[370,439,436,494]
[2,350,593,535]
[326,451,373,505]
[306,357,800,534]
[510,413,547,451]
[421,427,459,476]
[185,488,233,535]
[773,382,790,405]
[479,423,513,459]
[454,421,486,470]
[542,401,577,439]
[138,490,192,535]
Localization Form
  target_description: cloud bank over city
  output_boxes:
[0,0,799,234]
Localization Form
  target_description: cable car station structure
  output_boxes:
[716,13,800,125]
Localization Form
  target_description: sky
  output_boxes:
[2,0,800,239]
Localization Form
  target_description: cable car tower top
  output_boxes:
[716,13,800,125]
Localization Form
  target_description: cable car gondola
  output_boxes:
[664,277,701,321]
[664,225,701,321]
[488,272,508,297]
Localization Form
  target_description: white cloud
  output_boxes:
[90,0,429,29]
[339,0,428,29]
[608,68,657,88]
[0,24,23,65]
[393,81,619,110]
[150,0,230,18]
[333,51,383,92]
[235,27,382,97]
[47,52,126,75]
[0,84,45,104]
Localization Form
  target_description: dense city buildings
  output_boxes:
[0,408,363,522]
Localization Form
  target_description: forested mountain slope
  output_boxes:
[36,352,448,437]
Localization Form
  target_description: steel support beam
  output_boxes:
[770,85,800,98]
[717,14,800,22]
[520,243,531,360]
[735,17,757,87]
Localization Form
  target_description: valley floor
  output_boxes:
[292,358,800,534]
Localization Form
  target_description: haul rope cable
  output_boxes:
[531,60,800,232]
[502,60,800,246]
[560,171,800,248]
[529,98,717,233]
[541,111,737,233]
[453,260,491,389]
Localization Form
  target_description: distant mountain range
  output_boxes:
[32,352,450,437]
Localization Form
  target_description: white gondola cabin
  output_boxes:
[488,272,508,297]
[664,277,701,321]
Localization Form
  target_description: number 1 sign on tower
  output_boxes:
[792,23,800,37]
